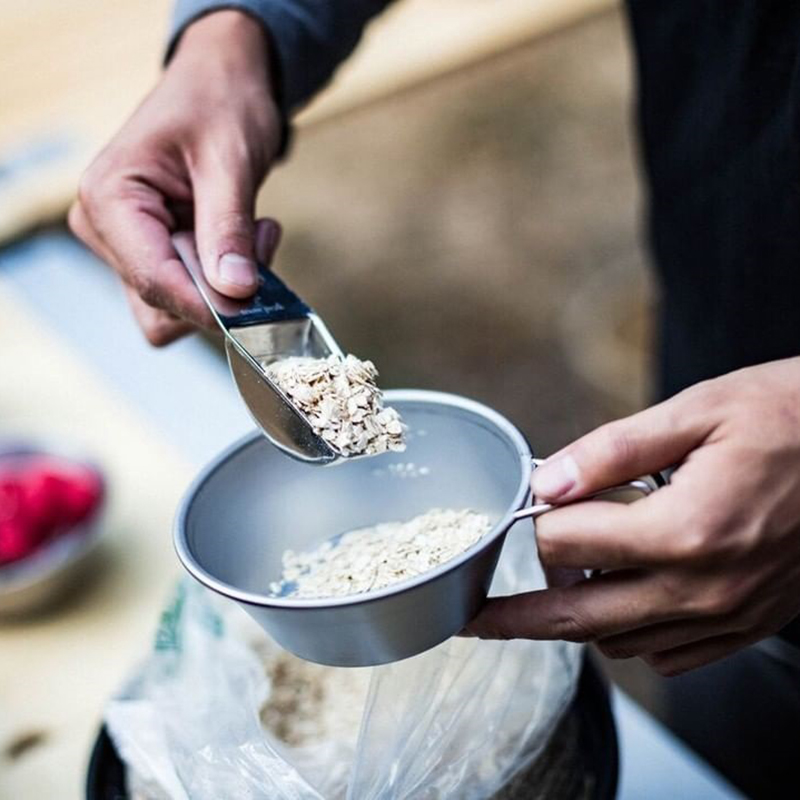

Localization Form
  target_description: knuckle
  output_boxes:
[465,613,513,641]
[130,270,160,307]
[67,203,86,237]
[143,326,172,348]
[77,149,130,213]
[141,318,178,348]
[658,571,724,620]
[681,378,727,417]
[718,574,755,616]
[666,507,751,568]
[215,209,251,230]
[213,212,254,252]
[703,587,738,617]
[707,527,751,564]
[598,423,635,470]
[657,571,692,609]
[666,518,721,564]
[663,527,707,563]
[685,578,743,619]
[485,626,515,642]
[77,166,104,210]
[684,528,714,561]
[555,604,597,643]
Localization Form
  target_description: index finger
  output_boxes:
[534,489,678,571]
[80,186,213,328]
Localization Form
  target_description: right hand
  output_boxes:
[69,10,283,345]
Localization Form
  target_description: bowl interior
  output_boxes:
[179,391,531,601]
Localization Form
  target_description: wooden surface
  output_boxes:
[0,0,614,243]
[0,285,191,800]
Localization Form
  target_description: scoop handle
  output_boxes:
[172,231,310,330]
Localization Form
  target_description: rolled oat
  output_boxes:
[263,354,406,457]
[257,650,370,747]
[270,508,493,599]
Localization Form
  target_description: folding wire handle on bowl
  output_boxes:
[513,458,666,522]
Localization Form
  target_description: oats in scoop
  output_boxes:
[264,354,405,457]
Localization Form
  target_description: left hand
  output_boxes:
[68,10,282,346]
[466,357,800,676]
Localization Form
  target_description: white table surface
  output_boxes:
[0,232,744,800]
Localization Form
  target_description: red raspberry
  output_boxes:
[58,468,103,526]
[0,456,104,565]
[0,476,24,525]
[0,519,38,564]
[21,469,67,539]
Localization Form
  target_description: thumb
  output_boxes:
[532,389,717,502]
[192,154,260,298]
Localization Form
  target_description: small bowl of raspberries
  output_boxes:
[0,443,106,616]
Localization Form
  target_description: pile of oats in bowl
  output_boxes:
[264,354,406,457]
[270,508,493,599]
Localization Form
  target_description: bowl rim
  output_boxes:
[173,389,533,609]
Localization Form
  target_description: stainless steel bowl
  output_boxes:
[174,390,657,667]
[0,523,103,616]
[0,446,106,617]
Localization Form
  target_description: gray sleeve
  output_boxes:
[168,1,394,114]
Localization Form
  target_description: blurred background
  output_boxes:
[1,0,662,796]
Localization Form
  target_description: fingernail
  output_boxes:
[255,221,279,263]
[532,455,580,500]
[218,253,257,288]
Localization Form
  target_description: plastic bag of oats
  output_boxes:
[105,527,584,800]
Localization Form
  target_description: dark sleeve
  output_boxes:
[168,0,394,114]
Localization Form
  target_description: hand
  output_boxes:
[69,10,282,345]
[467,357,800,676]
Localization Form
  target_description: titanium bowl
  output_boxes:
[174,390,658,667]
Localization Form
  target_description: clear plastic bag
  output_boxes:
[106,526,582,799]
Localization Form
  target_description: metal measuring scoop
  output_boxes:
[172,231,345,464]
